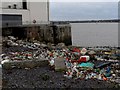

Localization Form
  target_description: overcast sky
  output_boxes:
[50,0,119,21]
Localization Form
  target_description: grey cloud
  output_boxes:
[50,2,118,21]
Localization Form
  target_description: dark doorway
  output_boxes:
[12,27,27,39]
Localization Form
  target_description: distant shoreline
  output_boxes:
[51,19,120,23]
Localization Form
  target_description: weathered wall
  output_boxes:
[26,25,54,43]
[2,27,27,39]
[2,23,72,45]
[53,24,71,45]
[1,9,30,25]
[28,1,49,22]
[1,0,49,24]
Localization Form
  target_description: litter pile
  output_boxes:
[1,36,120,86]
[47,47,120,85]
[1,36,49,64]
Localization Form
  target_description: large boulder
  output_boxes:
[54,57,66,71]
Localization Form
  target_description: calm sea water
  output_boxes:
[71,23,118,47]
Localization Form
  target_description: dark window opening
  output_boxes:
[1,14,22,27]
[23,1,27,9]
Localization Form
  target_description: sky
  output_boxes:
[50,0,119,2]
[50,0,119,21]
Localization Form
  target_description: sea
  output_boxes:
[70,22,119,47]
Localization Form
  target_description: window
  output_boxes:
[1,14,22,27]
[23,0,27,9]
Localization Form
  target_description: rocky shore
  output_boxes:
[1,36,120,89]
[2,66,119,89]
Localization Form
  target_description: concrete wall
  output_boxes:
[53,24,71,45]
[26,25,54,43]
[28,1,49,22]
[1,0,49,25]
[1,1,23,9]
[1,9,30,24]
[71,23,118,47]
[2,23,72,45]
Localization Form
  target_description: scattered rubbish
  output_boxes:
[77,62,94,68]
[8,36,16,41]
[95,62,111,69]
[81,48,87,55]
[1,60,10,65]
[64,68,73,78]
[88,50,96,55]
[1,36,120,85]
[71,56,90,63]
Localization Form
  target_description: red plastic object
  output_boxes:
[73,48,80,53]
[71,57,87,63]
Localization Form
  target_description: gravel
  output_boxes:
[1,45,120,89]
[2,66,119,89]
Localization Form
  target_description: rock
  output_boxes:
[2,62,12,70]
[49,80,54,84]
[2,59,49,69]
[41,74,50,81]
[24,61,36,69]
[8,36,16,41]
[54,57,66,71]
[56,43,65,48]
[41,44,47,47]
[89,51,96,55]
[1,59,10,64]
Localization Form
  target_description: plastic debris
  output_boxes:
[1,59,10,64]
[81,48,87,55]
[1,36,120,84]
[77,62,94,68]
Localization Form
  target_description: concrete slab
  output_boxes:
[54,57,66,71]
